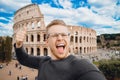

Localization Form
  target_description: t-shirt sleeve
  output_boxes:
[14,44,50,69]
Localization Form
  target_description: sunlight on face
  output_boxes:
[47,25,70,60]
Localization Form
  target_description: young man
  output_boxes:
[15,20,106,80]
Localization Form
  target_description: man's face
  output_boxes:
[47,25,70,60]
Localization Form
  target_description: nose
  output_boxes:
[57,34,63,40]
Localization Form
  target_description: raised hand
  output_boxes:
[15,26,27,48]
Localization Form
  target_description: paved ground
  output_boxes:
[0,60,37,80]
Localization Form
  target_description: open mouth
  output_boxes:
[56,44,65,49]
[56,44,65,53]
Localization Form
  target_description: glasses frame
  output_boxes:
[47,33,70,39]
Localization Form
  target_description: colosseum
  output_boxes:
[12,4,97,57]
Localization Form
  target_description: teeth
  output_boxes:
[57,44,65,47]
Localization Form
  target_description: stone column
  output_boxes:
[82,47,84,54]
[34,21,37,29]
[34,33,37,43]
[40,33,43,43]
[34,46,37,56]
[28,47,31,55]
[28,34,30,42]
[40,46,44,56]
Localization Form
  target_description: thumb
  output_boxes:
[23,26,27,32]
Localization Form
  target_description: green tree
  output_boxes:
[99,59,120,80]
[0,37,5,62]
[5,36,12,62]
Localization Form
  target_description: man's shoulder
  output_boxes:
[71,55,99,72]
[39,56,51,63]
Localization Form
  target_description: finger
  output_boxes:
[23,26,27,32]
[16,31,26,41]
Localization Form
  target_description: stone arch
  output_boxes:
[79,47,82,54]
[31,34,34,42]
[87,37,89,42]
[43,34,46,41]
[37,34,40,41]
[32,22,35,29]
[44,48,48,56]
[84,47,86,53]
[31,48,34,55]
[37,48,40,55]
[26,35,28,42]
[75,31,78,35]
[27,22,29,29]
[70,36,74,42]
[37,21,41,27]
[75,36,78,43]
[87,47,89,53]
[75,47,78,54]
[79,36,82,43]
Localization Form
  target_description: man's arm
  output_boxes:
[14,26,50,69]
[73,58,106,80]
[14,44,50,69]
[14,44,40,69]
[14,25,40,68]
[78,70,106,80]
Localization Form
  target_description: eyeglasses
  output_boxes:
[47,33,70,38]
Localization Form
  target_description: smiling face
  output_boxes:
[46,25,70,60]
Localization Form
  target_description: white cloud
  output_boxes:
[53,0,59,6]
[0,17,9,21]
[0,8,9,13]
[88,0,119,21]
[58,0,72,9]
[0,29,13,37]
[94,26,120,35]
[0,22,13,30]
[39,4,76,25]
[88,0,116,8]
[0,0,31,13]
[0,0,31,36]
[0,19,13,36]
[0,0,120,36]
[38,2,120,36]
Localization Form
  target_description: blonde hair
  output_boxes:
[46,19,67,34]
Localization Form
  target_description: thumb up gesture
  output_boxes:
[15,26,27,48]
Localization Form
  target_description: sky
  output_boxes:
[0,0,120,37]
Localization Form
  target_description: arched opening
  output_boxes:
[75,36,78,43]
[37,34,40,41]
[43,34,46,41]
[32,22,34,29]
[26,48,28,53]
[31,35,34,42]
[80,47,82,54]
[26,35,28,42]
[37,48,40,56]
[79,36,82,43]
[75,47,78,54]
[44,48,48,56]
[75,31,78,35]
[70,36,73,42]
[31,48,34,55]
[38,21,41,27]
[84,47,86,53]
